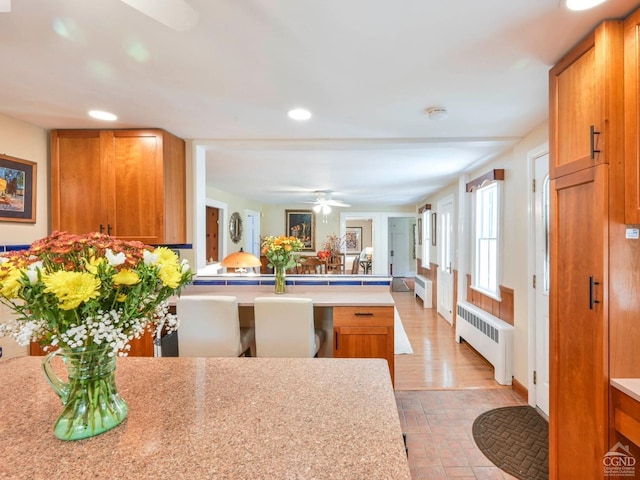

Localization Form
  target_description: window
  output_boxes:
[421,210,430,267]
[473,181,501,297]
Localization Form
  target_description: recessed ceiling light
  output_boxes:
[566,0,607,11]
[287,108,312,121]
[88,110,118,121]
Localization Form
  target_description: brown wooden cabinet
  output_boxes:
[549,20,623,179]
[51,129,186,244]
[625,11,640,223]
[550,165,609,479]
[548,15,627,479]
[333,306,394,385]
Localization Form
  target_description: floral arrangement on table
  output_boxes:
[0,231,192,354]
[322,233,345,256]
[0,231,193,441]
[317,250,331,260]
[261,235,304,293]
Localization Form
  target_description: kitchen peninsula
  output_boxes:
[186,273,397,383]
[0,356,411,480]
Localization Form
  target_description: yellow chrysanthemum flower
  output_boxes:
[0,269,23,299]
[112,269,141,286]
[116,293,127,302]
[158,265,181,289]
[84,256,106,275]
[154,247,179,267]
[42,271,101,310]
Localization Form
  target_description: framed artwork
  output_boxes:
[431,213,437,246]
[285,209,315,251]
[345,227,362,253]
[0,154,37,223]
[417,217,422,246]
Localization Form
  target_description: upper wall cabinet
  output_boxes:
[549,20,624,179]
[51,129,186,244]
[625,11,640,224]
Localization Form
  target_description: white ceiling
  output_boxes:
[0,0,637,207]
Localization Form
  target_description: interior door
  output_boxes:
[534,153,550,416]
[206,206,219,262]
[245,210,261,258]
[437,197,455,325]
[389,218,410,277]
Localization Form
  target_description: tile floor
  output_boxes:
[396,389,527,480]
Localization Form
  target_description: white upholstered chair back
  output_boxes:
[176,295,253,357]
[254,297,324,357]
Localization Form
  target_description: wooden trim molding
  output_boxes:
[418,203,431,214]
[465,274,514,326]
[512,378,528,402]
[465,169,505,192]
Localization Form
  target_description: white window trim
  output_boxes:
[471,181,503,300]
[421,210,430,268]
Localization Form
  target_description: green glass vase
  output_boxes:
[274,265,287,294]
[42,345,128,441]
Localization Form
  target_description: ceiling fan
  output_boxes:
[120,0,199,31]
[307,192,351,214]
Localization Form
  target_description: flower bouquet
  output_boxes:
[261,235,304,293]
[0,231,193,440]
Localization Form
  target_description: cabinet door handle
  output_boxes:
[107,224,113,236]
[589,275,600,310]
[590,125,601,160]
[354,312,374,316]
[335,331,338,350]
[99,224,105,234]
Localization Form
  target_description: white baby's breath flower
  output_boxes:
[0,256,9,265]
[105,248,126,266]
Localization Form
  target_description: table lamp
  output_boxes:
[220,248,262,273]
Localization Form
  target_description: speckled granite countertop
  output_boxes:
[0,356,411,480]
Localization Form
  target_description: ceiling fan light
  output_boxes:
[313,204,322,213]
[565,0,607,11]
[322,205,331,214]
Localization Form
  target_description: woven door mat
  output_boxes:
[472,405,549,480]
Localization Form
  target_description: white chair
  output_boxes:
[176,295,254,357]
[253,297,326,357]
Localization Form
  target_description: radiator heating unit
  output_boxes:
[455,302,514,385]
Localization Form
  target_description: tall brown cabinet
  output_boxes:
[46,128,187,357]
[50,129,187,245]
[549,19,624,479]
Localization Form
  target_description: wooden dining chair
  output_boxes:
[300,256,324,274]
[351,253,361,274]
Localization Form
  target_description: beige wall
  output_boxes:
[0,112,48,359]
[0,113,49,245]
[420,121,548,388]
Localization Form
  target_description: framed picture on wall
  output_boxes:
[285,209,315,251]
[417,217,422,245]
[345,227,362,253]
[0,154,37,223]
